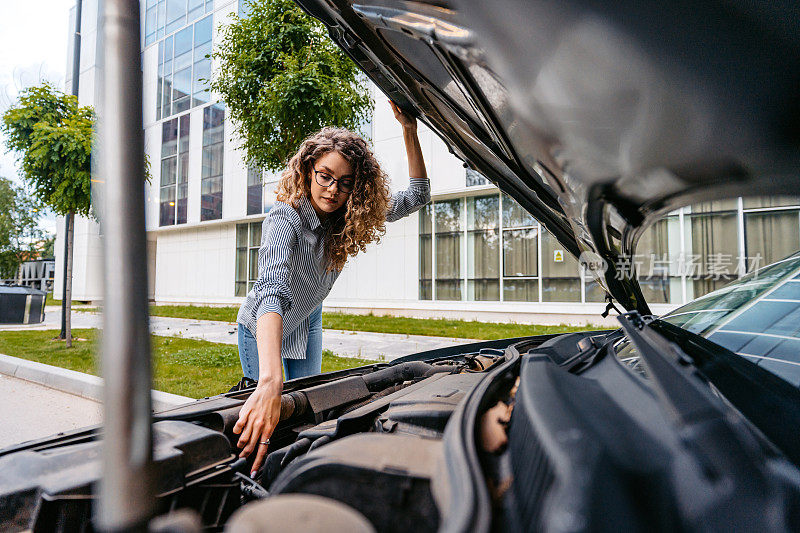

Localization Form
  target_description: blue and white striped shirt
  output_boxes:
[237,177,430,359]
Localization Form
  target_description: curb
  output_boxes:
[0,353,194,411]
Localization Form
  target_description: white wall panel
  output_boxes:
[223,118,247,219]
[154,223,236,302]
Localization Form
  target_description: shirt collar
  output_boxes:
[298,195,323,232]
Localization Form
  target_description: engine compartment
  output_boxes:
[6,329,797,532]
[0,340,533,532]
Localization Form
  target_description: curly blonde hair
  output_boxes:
[275,127,391,271]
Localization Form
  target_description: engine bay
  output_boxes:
[4,329,800,532]
[0,338,539,532]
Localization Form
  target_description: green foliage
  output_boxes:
[212,0,373,171]
[1,83,94,217]
[40,233,55,258]
[0,178,45,278]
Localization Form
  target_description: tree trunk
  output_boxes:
[65,211,74,348]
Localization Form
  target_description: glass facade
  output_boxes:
[145,0,214,47]
[201,104,225,221]
[235,221,262,296]
[467,195,499,300]
[434,199,464,300]
[247,166,262,215]
[159,114,189,226]
[156,13,213,120]
[419,194,800,305]
[466,168,488,187]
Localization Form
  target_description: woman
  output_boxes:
[233,102,429,476]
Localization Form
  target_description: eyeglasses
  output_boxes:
[313,168,355,193]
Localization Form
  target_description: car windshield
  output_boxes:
[618,252,800,385]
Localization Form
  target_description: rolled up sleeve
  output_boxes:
[386,177,431,222]
[252,208,300,320]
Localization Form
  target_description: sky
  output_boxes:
[0,0,73,234]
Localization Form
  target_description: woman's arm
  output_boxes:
[233,205,300,477]
[233,312,284,477]
[386,101,431,223]
[392,101,427,180]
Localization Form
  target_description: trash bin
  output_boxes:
[0,285,47,324]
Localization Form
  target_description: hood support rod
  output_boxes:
[97,0,156,530]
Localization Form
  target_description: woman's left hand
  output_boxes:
[390,101,416,131]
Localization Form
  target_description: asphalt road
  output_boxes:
[0,373,102,449]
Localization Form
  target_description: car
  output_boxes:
[2,0,800,531]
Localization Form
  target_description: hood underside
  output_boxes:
[295,0,800,311]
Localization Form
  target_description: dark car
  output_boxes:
[2,1,800,531]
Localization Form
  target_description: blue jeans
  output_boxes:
[237,305,323,381]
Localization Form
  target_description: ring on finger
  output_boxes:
[259,440,269,445]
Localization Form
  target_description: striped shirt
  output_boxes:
[237,177,430,360]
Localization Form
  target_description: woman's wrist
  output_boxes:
[256,372,282,389]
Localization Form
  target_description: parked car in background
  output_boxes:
[2,0,799,531]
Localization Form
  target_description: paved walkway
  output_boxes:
[0,307,478,361]
[0,373,101,449]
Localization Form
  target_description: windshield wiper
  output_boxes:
[618,311,800,467]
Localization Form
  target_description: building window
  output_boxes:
[201,104,224,221]
[467,195,499,300]
[419,194,800,305]
[745,210,800,268]
[235,221,262,296]
[156,14,213,120]
[502,193,538,301]
[435,199,463,300]
[684,203,739,299]
[159,114,189,226]
[419,205,432,300]
[635,217,680,304]
[247,166,262,215]
[145,0,214,47]
[466,168,488,187]
[540,228,581,302]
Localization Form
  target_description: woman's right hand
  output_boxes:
[233,376,283,477]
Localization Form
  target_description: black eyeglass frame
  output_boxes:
[313,168,355,193]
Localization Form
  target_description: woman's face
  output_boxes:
[308,150,354,218]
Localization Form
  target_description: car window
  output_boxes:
[614,196,800,386]
[615,253,800,385]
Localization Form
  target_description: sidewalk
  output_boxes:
[0,306,479,361]
[0,373,102,449]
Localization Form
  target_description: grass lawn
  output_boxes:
[321,313,598,339]
[0,329,371,399]
[149,304,239,322]
[46,298,93,307]
[145,304,599,339]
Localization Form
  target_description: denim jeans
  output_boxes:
[237,304,323,381]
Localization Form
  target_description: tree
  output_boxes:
[2,83,94,347]
[0,178,44,280]
[39,233,55,259]
[211,0,373,172]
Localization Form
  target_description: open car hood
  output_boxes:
[294,0,800,312]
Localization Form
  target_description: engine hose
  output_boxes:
[361,361,439,391]
[308,435,332,452]
[279,437,313,468]
[279,390,309,420]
